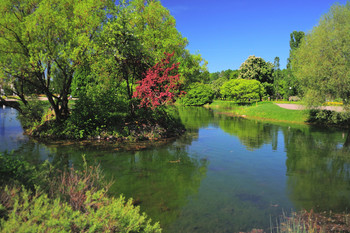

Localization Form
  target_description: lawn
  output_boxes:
[209,101,309,124]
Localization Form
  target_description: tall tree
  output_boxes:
[126,0,207,86]
[285,31,305,97]
[287,31,305,69]
[292,2,350,107]
[239,55,273,83]
[239,55,273,96]
[0,0,112,121]
[273,56,281,99]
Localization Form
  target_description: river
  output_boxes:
[1,106,350,232]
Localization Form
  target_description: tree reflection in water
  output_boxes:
[284,126,350,212]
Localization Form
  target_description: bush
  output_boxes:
[68,85,129,138]
[0,154,161,232]
[307,109,350,126]
[220,79,265,102]
[0,187,161,233]
[0,153,52,191]
[180,83,214,106]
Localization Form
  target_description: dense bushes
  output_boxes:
[307,109,350,126]
[28,83,184,140]
[180,83,214,106]
[0,153,161,232]
[0,188,161,232]
[220,79,265,102]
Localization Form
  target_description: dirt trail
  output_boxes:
[275,103,343,112]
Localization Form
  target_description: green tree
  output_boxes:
[179,51,209,86]
[273,57,281,99]
[287,31,305,69]
[126,0,207,87]
[284,31,305,98]
[239,56,273,84]
[211,76,228,99]
[292,2,350,107]
[238,56,273,97]
[180,83,214,106]
[220,79,265,102]
[0,0,112,121]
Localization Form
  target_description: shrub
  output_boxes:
[180,83,215,106]
[220,79,265,102]
[68,85,129,138]
[0,187,161,233]
[0,154,161,232]
[307,109,350,126]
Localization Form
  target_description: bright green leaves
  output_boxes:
[0,0,113,120]
[220,79,265,103]
[128,0,188,62]
[180,83,214,106]
[292,2,350,107]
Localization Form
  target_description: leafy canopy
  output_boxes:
[239,55,273,84]
[0,0,112,120]
[180,83,214,106]
[292,2,350,107]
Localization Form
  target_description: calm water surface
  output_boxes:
[1,106,350,232]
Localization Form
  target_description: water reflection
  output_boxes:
[0,107,28,152]
[2,106,350,232]
[284,126,350,212]
[39,136,208,228]
[218,115,278,151]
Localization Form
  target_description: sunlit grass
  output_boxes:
[210,101,309,124]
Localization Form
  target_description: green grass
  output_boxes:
[209,101,309,124]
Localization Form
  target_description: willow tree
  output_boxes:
[0,0,112,121]
[292,2,350,107]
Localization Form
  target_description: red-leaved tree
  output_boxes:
[133,52,185,109]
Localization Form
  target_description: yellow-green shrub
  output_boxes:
[0,187,161,233]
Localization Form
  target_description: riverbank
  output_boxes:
[207,100,350,127]
[208,101,309,124]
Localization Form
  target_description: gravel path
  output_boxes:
[275,103,344,112]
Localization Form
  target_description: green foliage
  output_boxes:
[0,154,161,232]
[210,77,229,98]
[16,99,46,129]
[220,79,265,102]
[68,84,129,138]
[287,31,306,69]
[239,56,273,84]
[0,153,36,189]
[292,2,350,108]
[210,69,239,82]
[180,83,215,106]
[211,101,308,124]
[1,188,161,233]
[307,110,350,126]
[0,0,113,121]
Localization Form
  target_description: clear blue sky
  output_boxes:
[161,0,348,72]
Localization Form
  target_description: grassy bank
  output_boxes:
[209,101,309,124]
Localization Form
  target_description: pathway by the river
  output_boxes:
[276,103,344,112]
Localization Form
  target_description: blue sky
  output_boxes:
[161,0,348,72]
